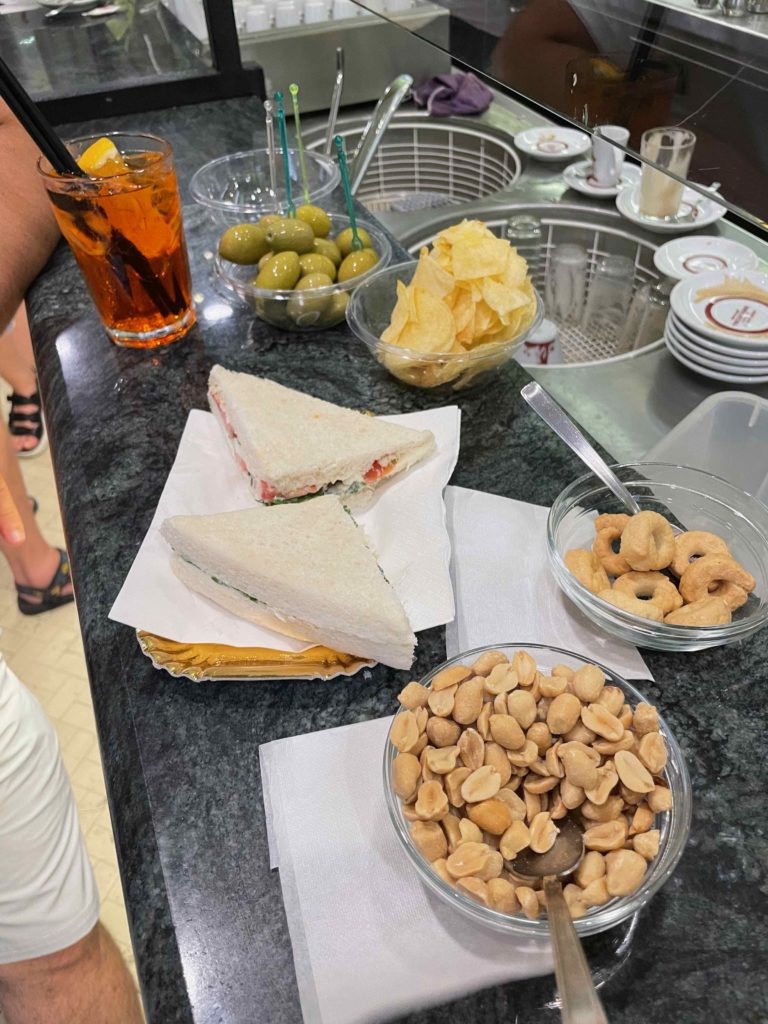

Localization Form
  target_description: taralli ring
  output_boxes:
[679,553,755,607]
[593,527,632,577]
[565,549,610,595]
[670,531,730,578]
[612,571,684,615]
[664,596,732,627]
[619,511,675,572]
[597,589,665,622]
[594,513,631,534]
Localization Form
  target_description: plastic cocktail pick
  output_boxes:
[334,135,363,251]
[263,99,280,213]
[289,83,310,205]
[274,91,295,218]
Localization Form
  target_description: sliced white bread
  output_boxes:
[161,495,416,669]
[208,365,435,503]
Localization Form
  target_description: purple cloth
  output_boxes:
[413,72,493,117]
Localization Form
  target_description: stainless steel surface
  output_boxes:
[349,74,413,194]
[544,878,610,1024]
[522,382,643,513]
[323,48,345,156]
[306,110,522,213]
[238,6,450,115]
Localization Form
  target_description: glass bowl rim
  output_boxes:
[383,641,692,938]
[214,216,392,300]
[347,261,544,364]
[190,147,340,213]
[547,461,768,641]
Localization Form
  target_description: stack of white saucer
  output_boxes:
[665,267,768,384]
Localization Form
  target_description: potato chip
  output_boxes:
[412,252,455,299]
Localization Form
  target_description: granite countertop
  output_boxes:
[25,96,768,1024]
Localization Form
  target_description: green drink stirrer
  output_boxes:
[289,83,310,205]
[273,91,295,218]
[333,135,363,251]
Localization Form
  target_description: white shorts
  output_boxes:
[0,655,99,964]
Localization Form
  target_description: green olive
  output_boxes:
[266,219,316,254]
[258,213,289,231]
[313,237,342,267]
[299,253,337,281]
[257,251,275,270]
[325,290,349,324]
[287,273,334,325]
[218,224,269,264]
[253,250,301,290]
[295,204,332,238]
[335,226,374,257]
[337,247,379,283]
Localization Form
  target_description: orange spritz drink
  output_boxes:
[38,133,195,348]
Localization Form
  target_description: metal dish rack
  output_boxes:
[304,112,521,213]
[401,203,662,367]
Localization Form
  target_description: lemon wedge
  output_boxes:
[77,137,128,177]
[591,57,625,82]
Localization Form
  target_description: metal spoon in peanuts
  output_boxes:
[511,815,609,1024]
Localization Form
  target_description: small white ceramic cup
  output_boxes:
[592,125,630,187]
[245,2,270,29]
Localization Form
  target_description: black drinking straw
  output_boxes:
[0,54,85,176]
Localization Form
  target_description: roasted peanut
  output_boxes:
[484,662,519,696]
[515,886,540,919]
[512,650,537,686]
[632,829,660,860]
[563,882,588,918]
[529,811,559,854]
[506,739,539,768]
[550,793,567,820]
[432,857,453,884]
[428,686,457,718]
[633,702,660,736]
[495,786,527,820]
[560,778,586,810]
[441,813,463,852]
[581,877,610,907]
[619,704,633,729]
[581,703,625,742]
[592,732,634,756]
[499,820,531,860]
[528,758,550,777]
[491,693,506,715]
[581,796,624,823]
[536,696,552,723]
[647,784,673,813]
[467,798,513,836]
[484,741,513,787]
[445,767,471,808]
[539,674,569,699]
[545,741,565,778]
[392,752,421,801]
[415,707,429,733]
[432,664,471,691]
[411,733,429,758]
[524,789,541,823]
[596,685,624,717]
[411,820,448,861]
[629,803,654,836]
[426,716,461,748]
[458,818,483,844]
[487,877,520,913]
[402,803,419,822]
[391,710,420,753]
[584,762,619,806]
[476,702,492,740]
[415,780,448,821]
[614,750,654,793]
[575,850,606,887]
[461,765,502,803]
[507,690,538,730]
[489,714,526,750]
[563,722,597,745]
[475,849,504,881]
[398,681,429,709]
[452,676,485,725]
[471,650,509,677]
[524,774,559,794]
[605,849,646,897]
[638,732,667,775]
[571,664,605,702]
[457,877,491,905]
[425,745,460,775]
[420,747,439,783]
[547,693,583,735]
[619,783,646,806]
[583,818,628,852]
[559,747,598,791]
[446,841,491,878]
[551,663,575,680]
[457,727,484,771]
[527,722,552,755]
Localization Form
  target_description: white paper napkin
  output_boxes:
[109,406,460,649]
[444,486,652,680]
[260,716,553,1024]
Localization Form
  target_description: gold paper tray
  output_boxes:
[137,631,373,681]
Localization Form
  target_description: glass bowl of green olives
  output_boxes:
[214,211,392,331]
[190,149,340,227]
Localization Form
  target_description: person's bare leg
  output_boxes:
[0,922,143,1024]
[0,306,40,454]
[0,416,71,598]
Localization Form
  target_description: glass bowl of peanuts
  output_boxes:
[548,463,768,652]
[384,644,691,937]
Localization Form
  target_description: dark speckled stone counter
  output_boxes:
[26,96,768,1024]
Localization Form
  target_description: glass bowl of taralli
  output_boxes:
[383,644,691,938]
[548,463,768,652]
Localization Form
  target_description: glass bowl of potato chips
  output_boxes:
[346,220,542,391]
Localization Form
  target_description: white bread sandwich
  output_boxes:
[160,495,416,670]
[208,365,436,507]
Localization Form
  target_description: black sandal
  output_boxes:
[8,390,48,459]
[16,548,74,616]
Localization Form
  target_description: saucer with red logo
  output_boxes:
[513,127,591,162]
[654,236,759,281]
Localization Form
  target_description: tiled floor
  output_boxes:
[0,443,137,983]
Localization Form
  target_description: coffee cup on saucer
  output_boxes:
[591,126,630,188]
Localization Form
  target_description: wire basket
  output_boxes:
[402,203,662,366]
[305,113,521,213]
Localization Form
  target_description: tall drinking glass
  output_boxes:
[38,133,196,348]
[638,127,696,220]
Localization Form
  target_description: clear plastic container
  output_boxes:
[645,394,768,505]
